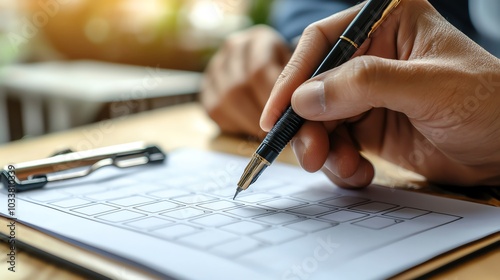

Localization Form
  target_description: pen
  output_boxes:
[234,0,401,199]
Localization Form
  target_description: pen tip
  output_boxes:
[233,187,242,200]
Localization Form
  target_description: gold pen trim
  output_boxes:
[237,153,270,191]
[368,0,401,38]
[339,36,359,49]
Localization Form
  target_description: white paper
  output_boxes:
[1,149,499,279]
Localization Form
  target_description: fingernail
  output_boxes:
[292,80,325,116]
[290,138,305,166]
[324,156,341,178]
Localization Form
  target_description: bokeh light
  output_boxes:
[2,0,253,71]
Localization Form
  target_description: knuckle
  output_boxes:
[222,31,247,50]
[221,37,238,51]
[250,64,278,87]
[204,102,223,123]
[276,50,316,85]
[276,60,301,84]
[276,24,325,84]
[348,57,379,102]
[250,66,267,83]
[303,22,319,36]
[250,24,273,35]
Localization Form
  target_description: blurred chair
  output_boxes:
[0,89,9,143]
[1,60,202,142]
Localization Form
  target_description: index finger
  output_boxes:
[260,3,365,131]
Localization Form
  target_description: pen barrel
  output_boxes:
[312,39,357,77]
[259,36,356,164]
[341,0,398,45]
[243,0,400,189]
[260,107,305,163]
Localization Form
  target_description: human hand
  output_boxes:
[201,25,291,137]
[261,0,500,188]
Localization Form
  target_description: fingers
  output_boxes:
[200,25,291,137]
[248,35,290,109]
[260,0,452,130]
[291,121,375,188]
[283,0,477,122]
[322,129,375,188]
[260,3,364,131]
[202,77,263,136]
[321,156,374,189]
[291,56,449,122]
[289,120,375,188]
[201,43,263,136]
[255,0,500,188]
[291,41,498,124]
[290,121,330,172]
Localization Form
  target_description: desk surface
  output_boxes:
[0,103,498,279]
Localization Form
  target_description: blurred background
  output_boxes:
[0,0,273,143]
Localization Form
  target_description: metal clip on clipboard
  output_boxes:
[1,142,166,192]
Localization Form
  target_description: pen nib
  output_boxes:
[233,187,243,200]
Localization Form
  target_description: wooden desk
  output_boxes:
[0,103,498,279]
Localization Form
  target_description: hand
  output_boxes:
[201,25,291,137]
[261,0,500,188]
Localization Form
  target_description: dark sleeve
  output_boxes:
[269,0,359,43]
[429,0,474,35]
[420,1,499,56]
[269,0,498,56]
[269,0,474,43]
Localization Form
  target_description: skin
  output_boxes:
[260,0,500,188]
[200,25,292,138]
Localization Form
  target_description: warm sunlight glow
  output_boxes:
[119,0,170,32]
[189,0,224,30]
[84,18,110,44]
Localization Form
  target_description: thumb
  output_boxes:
[291,55,443,121]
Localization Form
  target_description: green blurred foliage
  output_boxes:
[249,0,273,25]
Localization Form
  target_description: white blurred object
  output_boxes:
[185,0,251,41]
[0,0,16,36]
[188,0,249,30]
[0,60,202,142]
[469,0,500,41]
[0,0,17,142]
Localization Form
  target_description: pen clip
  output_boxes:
[368,0,401,38]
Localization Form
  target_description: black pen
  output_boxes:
[234,0,401,199]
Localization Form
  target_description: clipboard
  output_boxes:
[0,145,499,278]
[1,142,166,192]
